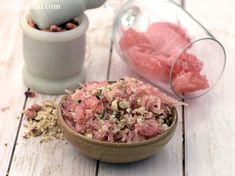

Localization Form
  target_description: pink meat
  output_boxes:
[71,89,87,102]
[145,22,191,55]
[126,47,170,82]
[119,22,209,94]
[62,77,183,143]
[172,71,209,93]
[172,51,203,76]
[135,120,158,137]
[119,28,151,50]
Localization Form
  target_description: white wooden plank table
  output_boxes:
[0,0,234,175]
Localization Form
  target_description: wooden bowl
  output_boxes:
[57,96,178,163]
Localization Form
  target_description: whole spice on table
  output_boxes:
[28,18,79,32]
[24,90,36,98]
[23,101,64,143]
[31,103,42,112]
[0,106,9,112]
[24,108,37,120]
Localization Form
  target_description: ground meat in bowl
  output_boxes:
[62,77,184,143]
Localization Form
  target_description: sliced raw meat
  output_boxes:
[126,47,170,82]
[172,71,209,93]
[145,22,191,55]
[172,51,203,76]
[119,28,151,50]
[119,22,209,94]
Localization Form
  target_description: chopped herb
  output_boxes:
[99,110,106,119]
[85,133,93,139]
[77,83,83,90]
[95,90,102,100]
[126,108,131,113]
[112,111,117,116]
[108,80,116,84]
[111,100,119,111]
[119,100,130,109]
[31,128,42,137]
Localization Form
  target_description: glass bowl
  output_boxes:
[112,0,226,99]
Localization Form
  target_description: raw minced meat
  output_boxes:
[62,77,183,143]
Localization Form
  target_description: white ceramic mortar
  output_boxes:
[21,12,89,95]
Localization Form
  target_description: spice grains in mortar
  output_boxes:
[28,18,79,32]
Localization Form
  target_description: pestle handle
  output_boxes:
[30,0,107,29]
[86,0,107,9]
